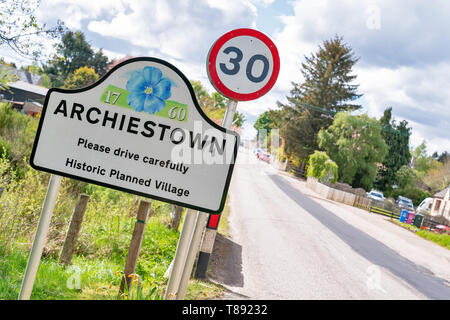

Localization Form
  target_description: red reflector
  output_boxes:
[208,214,220,229]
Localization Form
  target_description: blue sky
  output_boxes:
[2,0,449,154]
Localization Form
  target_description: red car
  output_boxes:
[258,152,271,163]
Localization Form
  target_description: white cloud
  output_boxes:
[26,0,450,153]
[37,0,127,30]
[252,0,450,153]
[85,0,257,63]
[356,63,450,153]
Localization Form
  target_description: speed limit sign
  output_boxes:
[207,28,280,101]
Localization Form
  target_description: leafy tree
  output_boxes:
[254,110,273,145]
[63,66,99,89]
[211,92,226,109]
[232,111,246,128]
[391,165,432,206]
[307,150,338,184]
[424,160,450,192]
[0,0,64,59]
[43,31,109,87]
[395,165,419,189]
[0,67,18,91]
[318,112,388,190]
[436,151,450,164]
[189,80,246,128]
[277,36,362,162]
[374,107,412,191]
[411,141,441,177]
[254,111,273,133]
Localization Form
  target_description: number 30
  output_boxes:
[219,46,269,83]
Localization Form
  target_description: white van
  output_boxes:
[417,197,433,215]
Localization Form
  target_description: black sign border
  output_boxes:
[30,57,240,214]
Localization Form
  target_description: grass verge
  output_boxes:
[391,220,450,250]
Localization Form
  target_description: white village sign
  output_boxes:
[31,57,239,214]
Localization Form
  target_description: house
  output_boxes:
[0,65,48,115]
[430,186,450,220]
[0,80,48,115]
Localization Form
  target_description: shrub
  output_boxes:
[307,150,338,184]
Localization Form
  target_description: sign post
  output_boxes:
[194,28,280,279]
[18,174,62,300]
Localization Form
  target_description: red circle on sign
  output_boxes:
[207,28,280,101]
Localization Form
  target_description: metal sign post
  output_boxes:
[193,99,238,279]
[171,100,238,299]
[164,209,198,299]
[193,28,280,279]
[18,174,62,300]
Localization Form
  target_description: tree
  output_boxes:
[0,66,18,91]
[189,80,246,128]
[43,31,109,87]
[277,36,362,162]
[374,107,412,191]
[232,111,246,128]
[424,159,450,192]
[411,141,441,177]
[0,0,64,59]
[254,111,273,133]
[307,151,338,184]
[254,110,273,145]
[392,165,431,206]
[437,151,450,164]
[63,66,99,89]
[318,112,388,190]
[395,165,419,189]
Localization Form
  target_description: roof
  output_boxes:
[7,80,48,96]
[0,65,43,85]
[434,187,450,199]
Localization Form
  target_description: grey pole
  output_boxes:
[166,99,239,295]
[18,174,62,300]
[176,211,209,299]
[164,209,198,299]
[222,99,238,128]
[194,99,238,279]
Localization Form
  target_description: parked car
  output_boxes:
[367,189,385,201]
[416,197,433,215]
[254,148,262,157]
[258,152,271,163]
[396,196,414,211]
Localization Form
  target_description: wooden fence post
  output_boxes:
[59,194,90,265]
[119,200,152,296]
[169,205,184,231]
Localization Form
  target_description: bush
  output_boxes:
[389,187,431,207]
[0,102,38,172]
[307,150,338,184]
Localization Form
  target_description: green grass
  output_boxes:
[392,220,450,250]
[217,195,231,238]
[416,230,450,250]
[0,212,225,300]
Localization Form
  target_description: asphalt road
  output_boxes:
[219,147,450,300]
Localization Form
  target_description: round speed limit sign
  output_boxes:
[207,28,280,101]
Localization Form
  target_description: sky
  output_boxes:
[2,0,449,154]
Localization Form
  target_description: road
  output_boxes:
[212,147,450,299]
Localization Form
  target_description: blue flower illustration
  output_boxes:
[126,66,171,114]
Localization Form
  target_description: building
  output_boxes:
[0,66,48,115]
[430,186,450,220]
[1,80,48,115]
